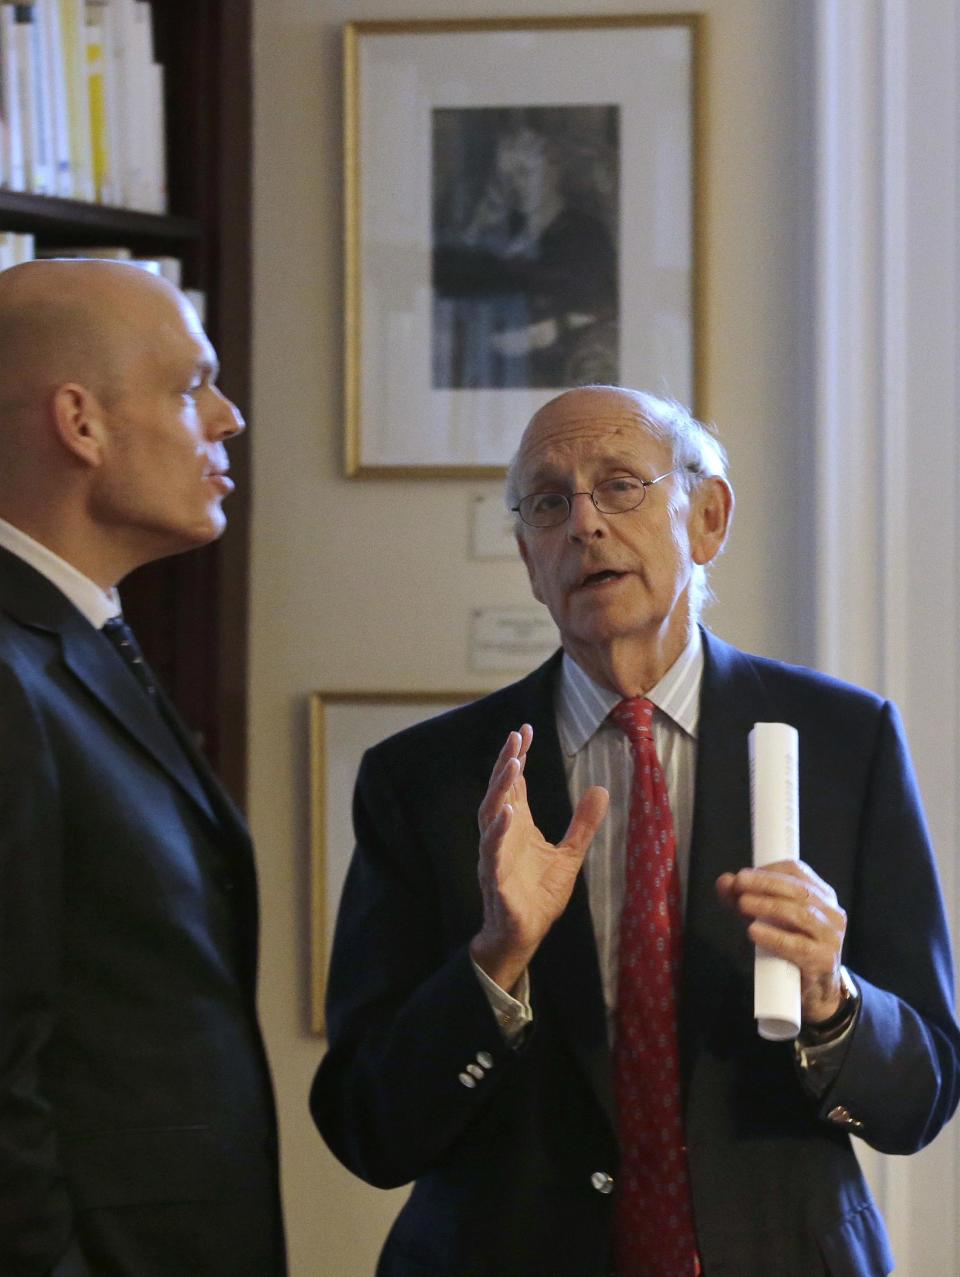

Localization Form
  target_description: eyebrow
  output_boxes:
[194,353,220,382]
[523,454,653,488]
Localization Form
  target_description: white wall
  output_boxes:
[813,2,960,1271]
[250,2,818,1273]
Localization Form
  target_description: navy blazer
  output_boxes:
[0,547,285,1277]
[312,628,960,1277]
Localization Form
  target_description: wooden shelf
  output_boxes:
[0,191,201,247]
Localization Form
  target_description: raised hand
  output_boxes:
[716,860,848,1023]
[470,724,608,994]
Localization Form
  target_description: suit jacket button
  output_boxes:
[827,1104,863,1130]
[458,1071,477,1089]
[590,1171,614,1194]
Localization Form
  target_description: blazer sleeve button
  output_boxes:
[590,1171,615,1194]
[827,1104,864,1131]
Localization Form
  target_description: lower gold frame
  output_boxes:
[309,690,482,1034]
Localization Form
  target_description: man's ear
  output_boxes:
[515,529,545,604]
[690,475,734,567]
[51,383,107,468]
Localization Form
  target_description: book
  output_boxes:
[84,0,115,203]
[136,0,164,211]
[31,1,64,195]
[0,7,27,191]
[59,0,94,200]
[0,229,35,268]
[13,2,49,194]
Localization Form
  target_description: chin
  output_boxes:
[165,513,227,554]
[195,506,229,542]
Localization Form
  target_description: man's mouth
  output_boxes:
[577,569,626,589]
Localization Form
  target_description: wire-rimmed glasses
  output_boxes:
[511,468,683,528]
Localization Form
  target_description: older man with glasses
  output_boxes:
[312,384,959,1277]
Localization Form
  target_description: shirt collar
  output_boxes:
[556,628,704,757]
[0,517,120,628]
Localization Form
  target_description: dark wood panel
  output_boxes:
[112,0,253,806]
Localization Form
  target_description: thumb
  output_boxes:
[561,785,609,858]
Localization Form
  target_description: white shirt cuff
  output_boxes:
[471,960,533,1044]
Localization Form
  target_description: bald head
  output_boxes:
[507,385,728,512]
[0,260,238,586]
[0,259,189,423]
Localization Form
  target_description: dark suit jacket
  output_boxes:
[312,629,960,1277]
[0,547,286,1277]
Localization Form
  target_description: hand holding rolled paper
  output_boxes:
[715,723,849,1037]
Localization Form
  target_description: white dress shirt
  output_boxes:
[0,517,119,627]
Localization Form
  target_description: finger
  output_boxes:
[769,858,835,896]
[715,872,738,908]
[750,860,839,906]
[478,755,521,831]
[478,802,513,867]
[726,866,835,911]
[747,921,840,979]
[514,723,533,778]
[735,890,838,939]
[494,730,523,771]
[561,785,609,858]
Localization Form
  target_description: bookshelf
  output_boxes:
[0,0,253,803]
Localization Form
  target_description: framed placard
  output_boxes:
[309,689,483,1033]
[344,15,703,476]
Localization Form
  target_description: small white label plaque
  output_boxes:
[470,607,560,672]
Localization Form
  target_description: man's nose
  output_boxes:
[566,491,605,540]
[205,386,246,440]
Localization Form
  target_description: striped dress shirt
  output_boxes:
[476,626,850,1090]
[557,630,703,1040]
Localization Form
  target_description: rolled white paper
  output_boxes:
[749,722,801,1040]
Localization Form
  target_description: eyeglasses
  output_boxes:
[512,468,684,528]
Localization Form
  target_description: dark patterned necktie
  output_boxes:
[609,697,700,1277]
[101,615,158,698]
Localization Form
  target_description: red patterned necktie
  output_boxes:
[610,698,700,1277]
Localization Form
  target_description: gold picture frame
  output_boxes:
[344,14,705,478]
[310,689,483,1034]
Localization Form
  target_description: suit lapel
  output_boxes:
[0,546,230,834]
[151,680,252,848]
[513,657,617,1134]
[679,628,772,1074]
[60,614,222,828]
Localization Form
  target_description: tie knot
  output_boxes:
[609,696,655,744]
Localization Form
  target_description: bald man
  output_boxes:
[312,387,959,1276]
[0,261,285,1276]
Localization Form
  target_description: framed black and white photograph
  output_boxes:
[309,690,482,1033]
[344,15,703,476]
